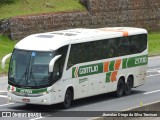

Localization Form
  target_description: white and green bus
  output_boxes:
[2,27,148,108]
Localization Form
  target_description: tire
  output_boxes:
[116,78,125,97]
[125,76,133,95]
[63,89,72,109]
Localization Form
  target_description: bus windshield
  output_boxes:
[8,49,55,88]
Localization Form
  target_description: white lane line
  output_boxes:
[147,68,160,71]
[149,56,160,60]
[146,74,160,77]
[144,90,160,95]
[157,70,160,73]
[0,103,14,107]
[29,117,44,120]
[0,95,8,98]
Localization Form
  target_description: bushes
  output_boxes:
[0,0,16,4]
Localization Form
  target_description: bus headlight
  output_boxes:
[41,99,47,103]
[42,91,49,95]
[8,89,12,93]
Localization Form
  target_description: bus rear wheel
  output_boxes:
[116,78,125,97]
[63,89,72,109]
[125,76,133,95]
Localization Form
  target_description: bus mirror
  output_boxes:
[2,53,12,69]
[49,55,62,72]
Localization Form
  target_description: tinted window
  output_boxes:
[51,45,68,83]
[94,40,108,60]
[82,42,94,62]
[67,34,147,69]
[67,44,82,69]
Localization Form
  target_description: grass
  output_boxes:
[148,33,160,56]
[0,35,16,74]
[0,0,85,19]
[0,33,159,74]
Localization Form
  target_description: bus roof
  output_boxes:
[15,27,147,51]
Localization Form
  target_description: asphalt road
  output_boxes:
[0,56,160,120]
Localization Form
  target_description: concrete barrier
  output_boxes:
[91,101,160,120]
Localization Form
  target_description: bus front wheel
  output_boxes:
[63,89,73,109]
[116,78,125,97]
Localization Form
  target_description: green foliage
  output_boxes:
[0,35,16,74]
[0,0,85,19]
[148,33,160,56]
[0,0,16,4]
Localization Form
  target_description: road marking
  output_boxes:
[0,95,8,98]
[0,103,14,107]
[144,90,160,95]
[148,56,160,60]
[146,74,160,77]
[157,70,160,73]
[147,68,160,72]
[29,117,44,120]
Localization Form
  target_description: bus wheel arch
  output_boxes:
[63,86,74,109]
[116,76,125,97]
[125,75,134,95]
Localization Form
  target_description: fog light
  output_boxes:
[41,99,47,103]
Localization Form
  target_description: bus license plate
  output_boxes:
[22,98,30,102]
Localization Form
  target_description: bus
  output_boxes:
[2,27,148,108]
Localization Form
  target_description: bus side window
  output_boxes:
[52,60,60,83]
[129,36,139,54]
[51,45,68,83]
[108,39,118,57]
[118,37,129,56]
[94,40,107,60]
[137,34,147,52]
[82,42,94,62]
[67,44,82,69]
[59,45,68,74]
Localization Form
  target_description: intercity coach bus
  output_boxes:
[2,27,148,108]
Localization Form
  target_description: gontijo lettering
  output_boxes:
[79,66,98,75]
[72,63,103,78]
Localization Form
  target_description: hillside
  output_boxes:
[0,0,85,19]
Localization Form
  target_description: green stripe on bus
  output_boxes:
[122,58,128,69]
[72,67,76,78]
[15,88,47,94]
[78,63,103,77]
[106,72,111,83]
[109,60,115,71]
[127,55,148,68]
[72,55,148,78]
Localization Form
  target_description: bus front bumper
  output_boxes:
[7,92,53,105]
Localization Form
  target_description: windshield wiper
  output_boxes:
[16,67,28,86]
[29,66,38,88]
